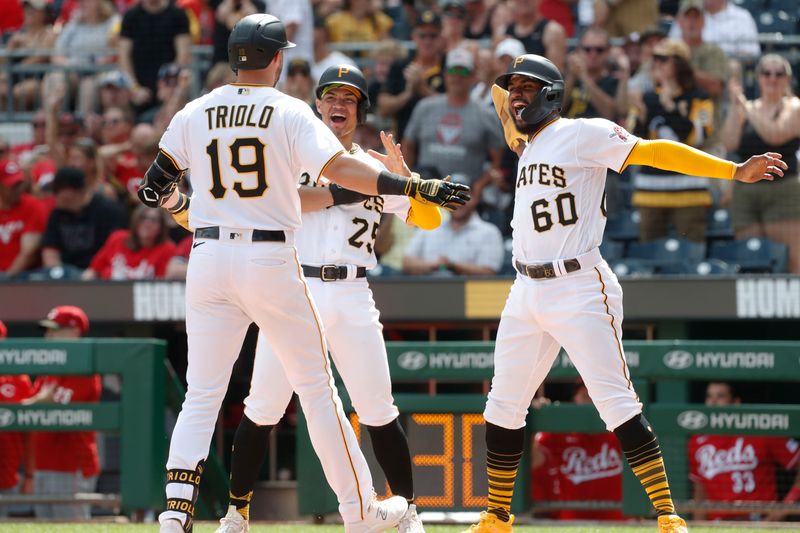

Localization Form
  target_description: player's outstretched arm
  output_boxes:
[325,153,471,210]
[298,185,370,213]
[625,139,788,182]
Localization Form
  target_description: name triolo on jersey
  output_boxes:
[204,104,274,130]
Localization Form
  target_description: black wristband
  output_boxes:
[377,170,412,196]
[329,183,369,206]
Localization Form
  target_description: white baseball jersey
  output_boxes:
[511,118,639,262]
[159,84,344,231]
[295,146,412,269]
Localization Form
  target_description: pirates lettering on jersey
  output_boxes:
[204,104,274,130]
[516,164,566,189]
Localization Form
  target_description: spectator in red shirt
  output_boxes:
[165,234,191,279]
[532,380,625,520]
[689,382,800,521]
[24,305,101,520]
[0,159,46,277]
[83,206,175,280]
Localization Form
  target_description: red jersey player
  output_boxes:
[532,380,624,520]
[25,306,102,520]
[689,382,800,521]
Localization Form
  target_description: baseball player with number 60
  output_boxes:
[462,54,787,533]
[138,13,469,533]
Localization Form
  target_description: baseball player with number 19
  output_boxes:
[463,54,787,533]
[211,64,430,533]
[138,13,469,533]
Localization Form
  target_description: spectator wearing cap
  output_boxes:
[118,0,191,112]
[628,39,715,243]
[0,0,57,111]
[402,47,505,190]
[440,0,477,55]
[41,167,127,272]
[721,54,800,273]
[25,305,101,520]
[668,0,759,59]
[311,15,357,83]
[564,27,628,121]
[675,0,728,150]
[284,58,315,106]
[325,0,393,54]
[83,206,175,280]
[139,63,192,132]
[594,0,658,39]
[471,38,526,108]
[402,176,504,275]
[97,71,134,117]
[625,26,666,96]
[46,0,120,116]
[0,160,47,277]
[378,10,446,139]
[501,0,566,71]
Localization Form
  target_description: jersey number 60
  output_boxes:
[530,192,578,232]
[206,138,268,199]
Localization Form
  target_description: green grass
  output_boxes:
[0,524,795,533]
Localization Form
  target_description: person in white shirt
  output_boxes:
[312,16,357,83]
[668,0,760,58]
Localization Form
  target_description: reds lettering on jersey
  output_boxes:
[296,146,410,269]
[534,432,624,520]
[689,434,800,517]
[512,119,638,262]
[159,85,345,231]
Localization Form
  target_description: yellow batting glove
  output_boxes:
[492,84,526,152]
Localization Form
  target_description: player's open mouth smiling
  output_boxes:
[511,100,527,119]
[330,113,347,124]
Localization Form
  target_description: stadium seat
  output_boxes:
[658,259,739,275]
[600,239,625,262]
[605,209,640,242]
[627,237,707,272]
[757,11,796,34]
[706,208,734,242]
[608,258,656,278]
[709,237,789,273]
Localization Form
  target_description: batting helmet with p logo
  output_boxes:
[316,64,370,124]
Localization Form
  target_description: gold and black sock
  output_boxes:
[229,415,274,520]
[615,414,676,516]
[485,422,524,523]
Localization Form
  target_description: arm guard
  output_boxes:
[625,139,736,179]
[138,150,186,208]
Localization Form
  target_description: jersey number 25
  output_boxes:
[206,138,268,199]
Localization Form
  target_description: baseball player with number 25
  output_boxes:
[463,54,787,533]
[211,64,432,533]
[137,13,469,533]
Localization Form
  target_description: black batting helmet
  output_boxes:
[495,54,564,126]
[228,14,296,72]
[315,65,370,124]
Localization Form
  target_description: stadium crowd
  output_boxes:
[0,0,798,282]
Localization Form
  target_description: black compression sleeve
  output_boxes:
[376,170,413,196]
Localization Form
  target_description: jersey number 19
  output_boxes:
[206,137,269,199]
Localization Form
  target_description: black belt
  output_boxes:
[302,265,367,281]
[515,258,581,279]
[194,226,285,242]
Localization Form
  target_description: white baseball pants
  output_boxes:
[245,277,399,429]
[160,233,372,525]
[484,258,642,432]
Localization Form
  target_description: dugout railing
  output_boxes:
[296,340,800,519]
